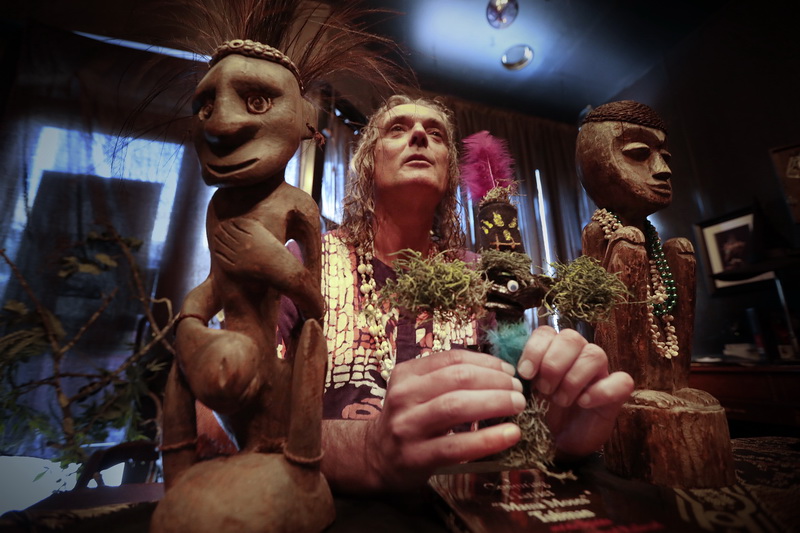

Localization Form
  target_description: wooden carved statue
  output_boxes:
[149,3,401,532]
[576,101,735,488]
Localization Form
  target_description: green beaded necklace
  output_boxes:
[643,219,677,317]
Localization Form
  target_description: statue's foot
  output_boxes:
[673,387,721,407]
[629,389,688,409]
[628,388,722,410]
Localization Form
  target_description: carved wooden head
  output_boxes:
[191,53,315,188]
[576,101,672,221]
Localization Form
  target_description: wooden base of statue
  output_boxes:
[150,452,334,533]
[604,389,736,488]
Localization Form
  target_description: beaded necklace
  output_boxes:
[591,209,679,359]
[356,244,451,381]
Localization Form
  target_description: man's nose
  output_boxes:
[408,124,429,147]
[652,154,671,180]
[201,97,258,150]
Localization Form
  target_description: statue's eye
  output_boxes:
[507,280,520,292]
[622,143,652,162]
[246,95,272,114]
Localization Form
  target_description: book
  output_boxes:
[429,456,784,532]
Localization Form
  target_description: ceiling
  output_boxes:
[367,0,730,123]
[1,0,730,124]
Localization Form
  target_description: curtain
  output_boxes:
[320,110,358,226]
[0,23,207,458]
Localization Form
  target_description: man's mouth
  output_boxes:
[404,155,433,165]
[207,159,258,175]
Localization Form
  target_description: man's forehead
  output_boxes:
[379,104,446,127]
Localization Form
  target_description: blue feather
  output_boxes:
[486,321,530,369]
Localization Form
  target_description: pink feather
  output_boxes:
[460,131,516,201]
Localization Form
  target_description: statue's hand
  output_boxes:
[212,217,324,318]
[212,218,284,279]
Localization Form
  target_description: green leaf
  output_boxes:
[3,300,28,315]
[77,262,103,275]
[125,238,143,251]
[41,310,66,342]
[95,253,118,268]
[6,328,48,359]
[33,470,46,482]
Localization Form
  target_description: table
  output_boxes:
[2,437,797,532]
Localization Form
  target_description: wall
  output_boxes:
[611,0,800,357]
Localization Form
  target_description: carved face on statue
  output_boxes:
[191,54,315,188]
[576,103,672,221]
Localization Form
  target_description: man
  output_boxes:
[317,95,634,492]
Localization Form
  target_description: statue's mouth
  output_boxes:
[207,159,258,175]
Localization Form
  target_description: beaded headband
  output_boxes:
[210,39,304,93]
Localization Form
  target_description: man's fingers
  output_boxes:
[387,363,522,408]
[575,371,634,412]
[420,423,522,469]
[392,349,515,381]
[517,325,558,379]
[392,389,526,438]
[546,342,609,408]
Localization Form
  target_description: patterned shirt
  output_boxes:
[319,232,481,419]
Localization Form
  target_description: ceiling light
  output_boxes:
[501,44,533,70]
[486,0,519,29]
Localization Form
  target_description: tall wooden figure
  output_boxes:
[149,3,400,531]
[576,101,734,488]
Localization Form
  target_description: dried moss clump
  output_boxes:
[479,186,516,207]
[479,249,534,282]
[379,249,490,327]
[501,395,576,481]
[543,255,630,328]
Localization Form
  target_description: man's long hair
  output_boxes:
[339,95,464,257]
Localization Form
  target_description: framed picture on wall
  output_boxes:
[770,143,800,223]
[695,208,775,294]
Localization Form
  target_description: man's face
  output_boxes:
[372,103,450,206]
[192,54,309,188]
[577,122,672,218]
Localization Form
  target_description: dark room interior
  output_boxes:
[0,0,798,530]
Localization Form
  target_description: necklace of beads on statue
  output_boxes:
[357,245,449,381]
[591,208,679,359]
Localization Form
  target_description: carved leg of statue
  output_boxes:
[285,318,327,465]
[159,363,197,489]
[176,321,262,415]
[152,320,335,533]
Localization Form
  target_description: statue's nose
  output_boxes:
[201,97,258,150]
[652,153,671,180]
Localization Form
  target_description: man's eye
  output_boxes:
[390,124,405,133]
[246,95,272,114]
[428,129,443,138]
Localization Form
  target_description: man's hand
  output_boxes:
[321,328,633,493]
[361,350,525,490]
[516,326,634,458]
